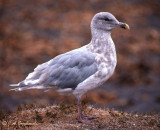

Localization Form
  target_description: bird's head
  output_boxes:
[91,12,129,33]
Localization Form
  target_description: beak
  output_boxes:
[119,22,130,30]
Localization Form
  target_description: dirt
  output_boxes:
[1,104,160,130]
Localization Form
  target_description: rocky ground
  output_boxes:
[0,104,160,129]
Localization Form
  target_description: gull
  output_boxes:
[10,12,129,124]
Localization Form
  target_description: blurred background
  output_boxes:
[0,0,160,113]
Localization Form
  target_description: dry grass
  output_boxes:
[0,104,160,130]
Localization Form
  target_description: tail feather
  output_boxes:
[9,84,19,87]
[9,86,33,91]
[9,84,52,92]
[9,87,21,91]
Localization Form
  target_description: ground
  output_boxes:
[0,104,160,129]
[0,0,160,113]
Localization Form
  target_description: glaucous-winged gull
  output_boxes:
[10,12,129,124]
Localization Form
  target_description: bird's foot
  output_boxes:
[77,118,94,124]
[77,115,96,124]
[82,115,96,119]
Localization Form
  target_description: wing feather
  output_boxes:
[11,50,98,91]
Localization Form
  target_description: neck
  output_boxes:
[86,28,117,68]
[87,29,113,55]
[91,29,111,43]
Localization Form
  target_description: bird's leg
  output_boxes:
[77,97,94,124]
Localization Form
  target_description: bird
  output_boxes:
[10,12,129,124]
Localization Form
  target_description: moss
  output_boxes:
[17,105,23,111]
[1,105,160,129]
[157,124,160,128]
[45,110,57,119]
[59,104,75,114]
[0,109,5,120]
[147,119,157,127]
[34,110,43,123]
[108,110,119,117]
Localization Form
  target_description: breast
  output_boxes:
[95,54,116,79]
[104,38,117,68]
[109,53,117,68]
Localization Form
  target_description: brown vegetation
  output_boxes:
[0,104,160,129]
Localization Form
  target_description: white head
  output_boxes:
[91,12,129,34]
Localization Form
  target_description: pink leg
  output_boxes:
[77,97,95,124]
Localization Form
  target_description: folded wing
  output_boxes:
[10,50,98,91]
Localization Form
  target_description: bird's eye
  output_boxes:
[104,18,112,21]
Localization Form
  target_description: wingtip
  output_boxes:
[9,84,19,87]
[9,88,20,91]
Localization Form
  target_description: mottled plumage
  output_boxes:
[18,50,97,91]
[10,12,129,124]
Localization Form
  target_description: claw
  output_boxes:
[77,118,94,124]
[82,115,97,119]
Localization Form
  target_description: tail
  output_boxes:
[10,84,19,87]
[9,83,52,92]
[9,83,24,91]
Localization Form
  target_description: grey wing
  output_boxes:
[13,50,98,91]
[43,50,98,89]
